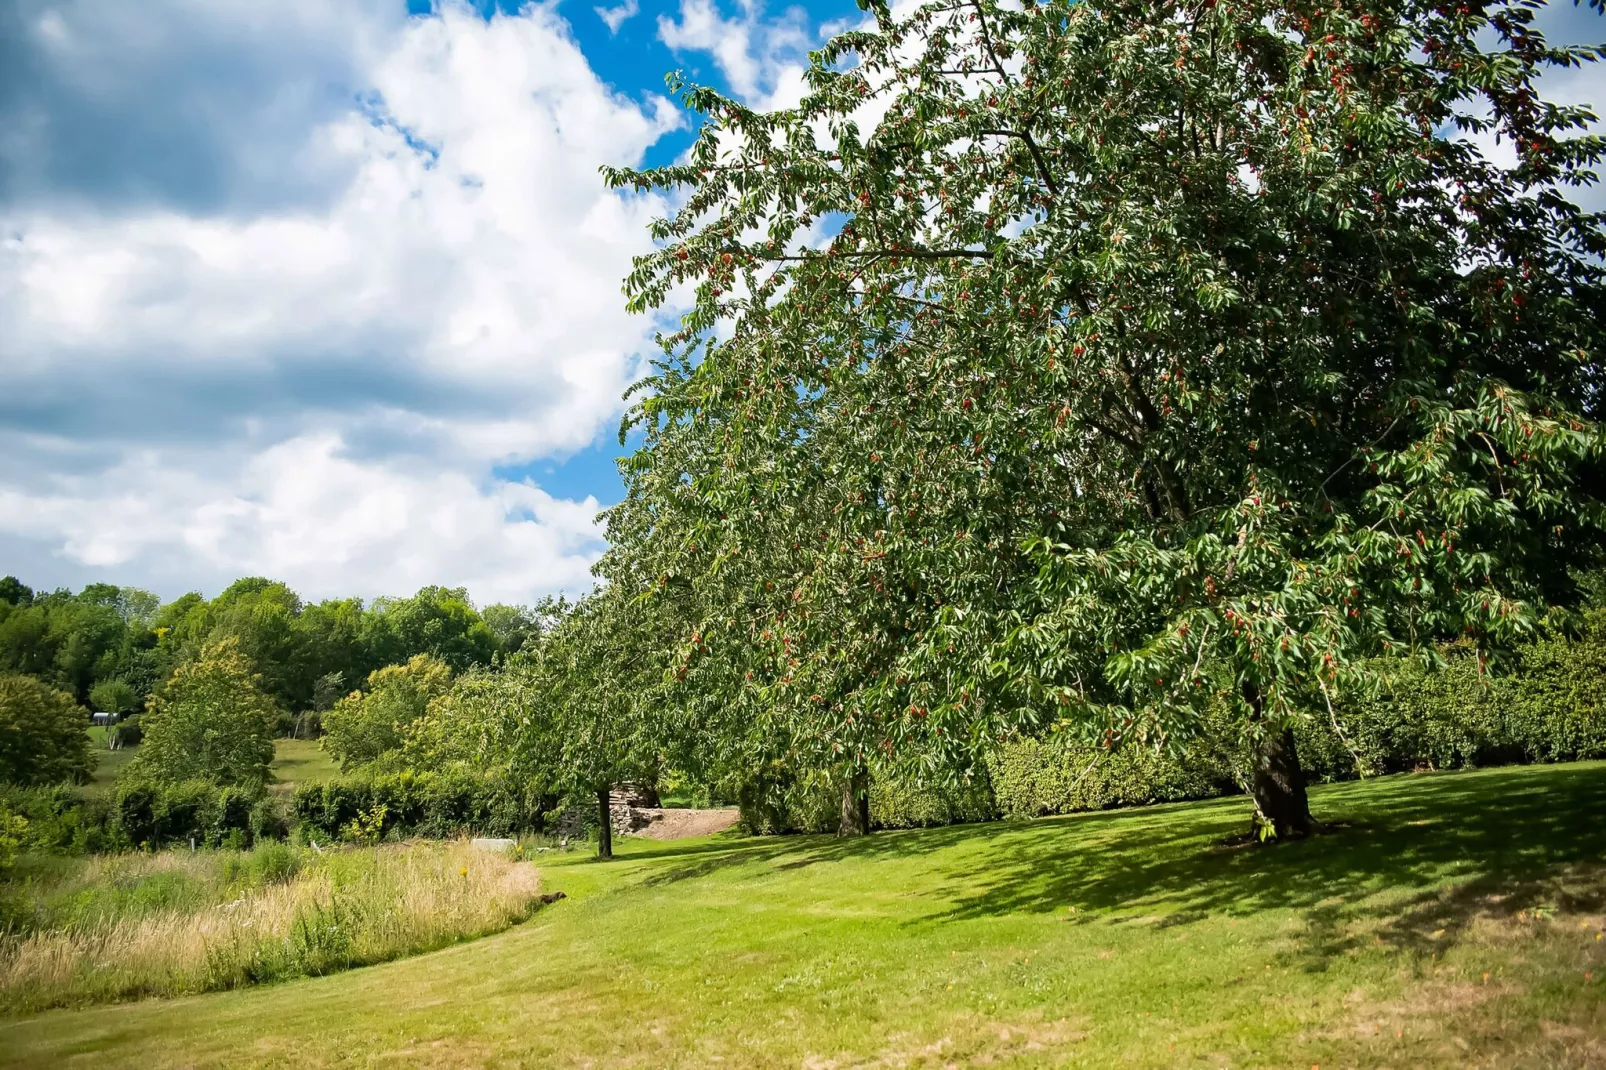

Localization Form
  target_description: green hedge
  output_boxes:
[0,781,287,853]
[736,770,998,834]
[292,768,553,842]
[113,780,285,850]
[987,737,1238,820]
[989,621,1606,821]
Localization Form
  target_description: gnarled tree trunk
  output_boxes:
[838,768,870,837]
[1244,684,1314,840]
[596,787,614,859]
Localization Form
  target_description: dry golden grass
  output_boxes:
[0,840,545,1013]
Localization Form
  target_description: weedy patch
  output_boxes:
[0,839,550,1013]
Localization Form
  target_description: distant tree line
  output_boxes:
[0,574,555,720]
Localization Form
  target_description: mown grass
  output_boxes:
[1,762,1602,1068]
[79,730,136,798]
[268,739,339,794]
[0,840,549,1015]
[76,736,336,803]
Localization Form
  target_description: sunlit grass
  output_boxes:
[1,763,1602,1067]
[269,738,340,794]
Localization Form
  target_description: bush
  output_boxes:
[292,768,552,842]
[129,639,277,788]
[109,714,142,749]
[870,771,998,829]
[988,737,1238,821]
[985,618,1606,822]
[321,656,451,770]
[0,675,94,787]
[109,779,285,850]
[0,785,120,854]
[737,770,998,834]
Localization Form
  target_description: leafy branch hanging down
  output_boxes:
[601,0,1606,839]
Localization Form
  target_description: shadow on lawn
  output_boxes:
[638,763,1606,969]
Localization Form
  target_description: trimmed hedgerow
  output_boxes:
[870,772,998,829]
[737,770,998,834]
[987,737,1238,821]
[0,781,289,853]
[988,617,1606,821]
[291,768,554,842]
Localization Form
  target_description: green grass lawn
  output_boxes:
[80,729,137,798]
[77,737,336,800]
[268,738,339,793]
[3,762,1602,1068]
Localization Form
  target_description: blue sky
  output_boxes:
[0,0,1599,607]
[0,0,856,605]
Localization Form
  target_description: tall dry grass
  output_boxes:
[0,840,546,1013]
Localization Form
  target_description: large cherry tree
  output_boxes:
[603,0,1606,837]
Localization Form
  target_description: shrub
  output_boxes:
[737,770,998,833]
[109,714,142,749]
[988,737,1238,821]
[0,785,120,854]
[870,772,998,829]
[128,639,277,788]
[321,656,452,770]
[292,768,552,842]
[0,674,94,787]
[984,618,1606,821]
[88,679,138,717]
[112,779,283,850]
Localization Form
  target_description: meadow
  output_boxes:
[0,840,551,1015]
[0,761,1601,1067]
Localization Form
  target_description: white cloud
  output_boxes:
[657,0,812,107]
[596,0,639,35]
[0,1,681,604]
[0,435,604,603]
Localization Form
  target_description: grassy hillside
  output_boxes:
[78,736,338,801]
[2,763,1602,1068]
[268,739,339,793]
[79,733,137,798]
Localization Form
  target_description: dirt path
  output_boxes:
[627,808,741,840]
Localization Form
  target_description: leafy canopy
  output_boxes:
[322,654,453,770]
[0,674,94,787]
[602,0,1606,782]
[129,638,278,788]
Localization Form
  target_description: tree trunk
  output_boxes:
[596,787,613,859]
[1244,684,1314,840]
[838,768,870,837]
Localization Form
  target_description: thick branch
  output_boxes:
[736,247,994,262]
[978,129,1060,197]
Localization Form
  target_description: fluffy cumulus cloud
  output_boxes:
[0,0,682,604]
[658,0,815,108]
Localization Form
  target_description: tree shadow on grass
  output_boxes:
[621,764,1606,973]
[643,764,1606,968]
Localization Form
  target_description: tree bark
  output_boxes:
[1244,685,1314,840]
[838,768,870,837]
[596,787,614,859]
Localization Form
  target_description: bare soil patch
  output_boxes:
[628,807,742,840]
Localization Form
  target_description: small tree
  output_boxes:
[129,638,277,788]
[0,674,94,786]
[321,655,452,770]
[507,591,665,859]
[89,678,138,716]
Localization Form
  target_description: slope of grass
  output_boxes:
[2,762,1602,1068]
[269,739,339,793]
[79,730,136,798]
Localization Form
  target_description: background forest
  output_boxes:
[0,574,551,729]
